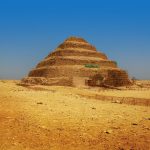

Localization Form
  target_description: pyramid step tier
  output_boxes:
[26,66,130,87]
[29,66,119,78]
[46,49,107,59]
[57,41,96,51]
[36,56,117,68]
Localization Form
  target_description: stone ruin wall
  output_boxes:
[22,76,73,86]
[103,70,131,86]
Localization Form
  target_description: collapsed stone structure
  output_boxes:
[22,37,131,87]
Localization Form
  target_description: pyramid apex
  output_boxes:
[65,36,88,43]
[56,36,96,51]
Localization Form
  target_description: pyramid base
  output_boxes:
[21,71,132,87]
[21,77,73,86]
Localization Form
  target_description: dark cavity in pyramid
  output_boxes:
[22,36,131,87]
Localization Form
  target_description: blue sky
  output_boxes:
[0,0,150,79]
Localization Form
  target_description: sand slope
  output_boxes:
[0,80,150,150]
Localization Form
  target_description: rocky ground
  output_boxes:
[0,80,150,150]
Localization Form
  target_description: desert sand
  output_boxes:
[0,80,150,150]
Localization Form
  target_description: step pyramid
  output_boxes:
[22,37,131,87]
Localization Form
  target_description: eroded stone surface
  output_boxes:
[22,37,131,87]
